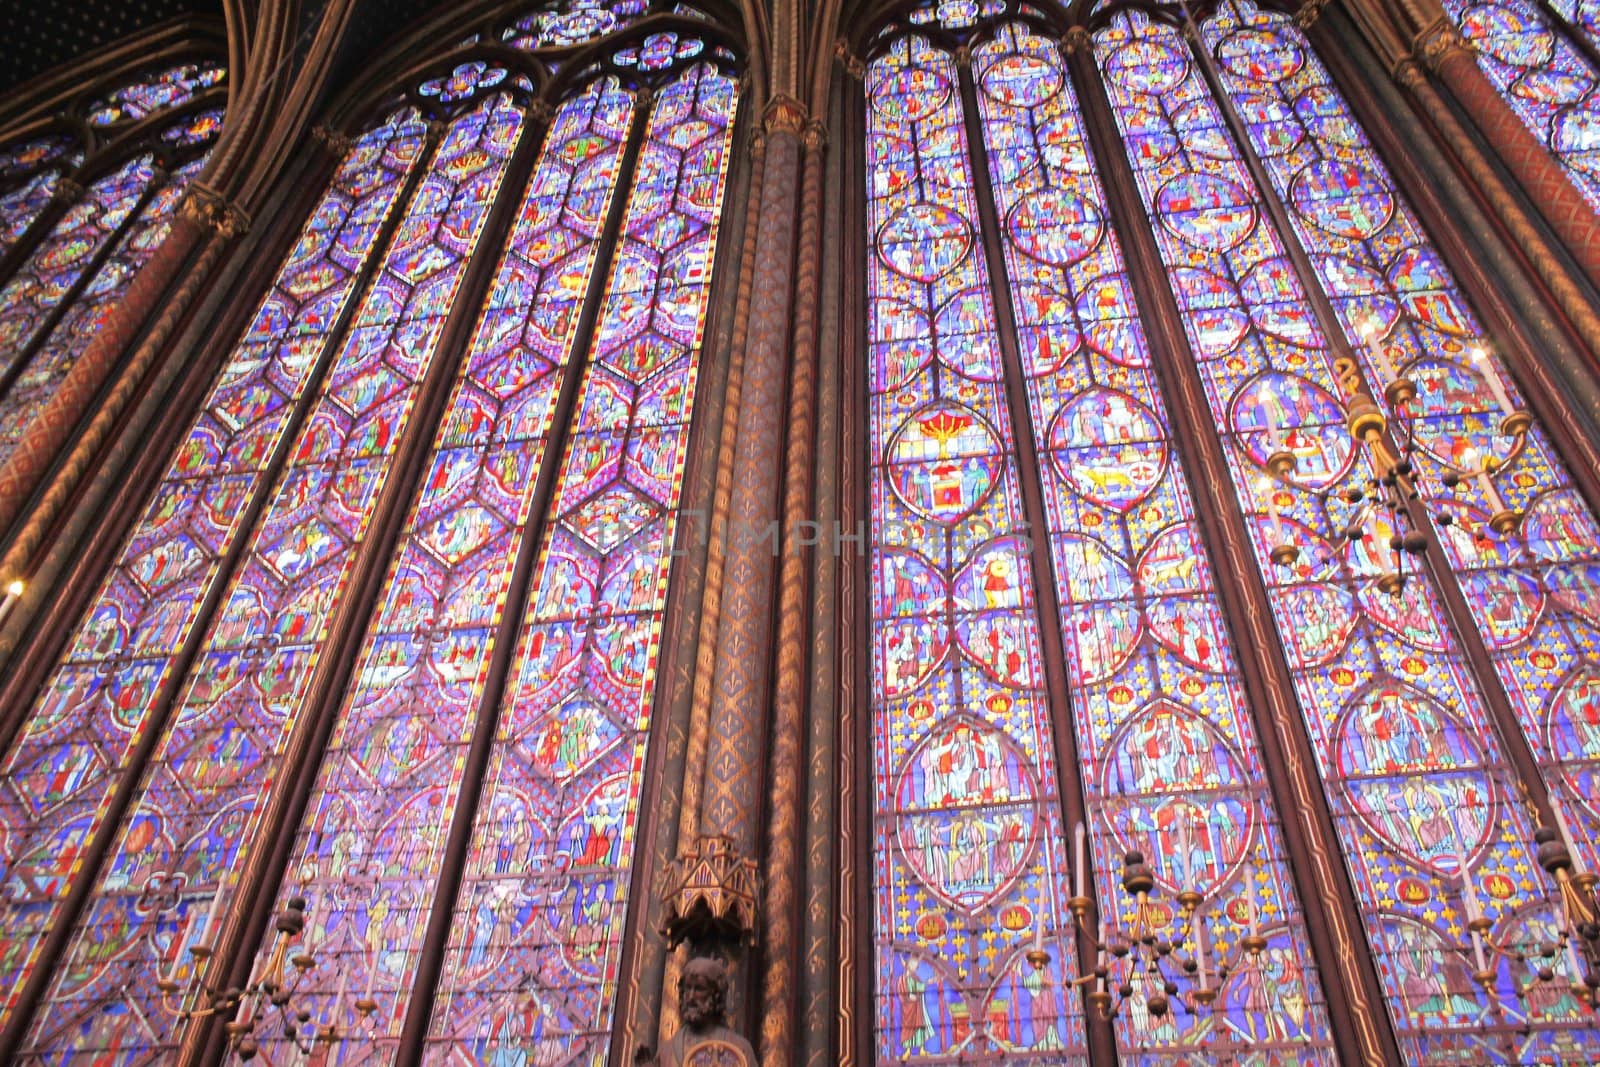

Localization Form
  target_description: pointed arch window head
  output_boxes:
[0,7,741,1064]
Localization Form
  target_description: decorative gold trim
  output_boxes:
[311,124,354,156]
[1062,26,1092,54]
[763,94,807,136]
[834,39,865,81]
[1414,17,1473,71]
[178,181,249,237]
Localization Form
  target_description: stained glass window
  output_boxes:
[973,20,1333,1060]
[1208,0,1600,1048]
[1447,0,1600,213]
[1096,5,1600,1060]
[0,106,428,1046]
[253,76,638,1061]
[0,137,80,260]
[426,59,736,1062]
[0,5,738,1062]
[865,33,1087,1061]
[0,58,225,472]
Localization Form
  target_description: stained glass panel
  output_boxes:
[1209,5,1600,1058]
[973,21,1334,1061]
[0,154,210,470]
[248,78,636,1065]
[0,137,80,261]
[1096,11,1590,1061]
[0,155,158,382]
[1448,0,1600,213]
[0,109,426,1038]
[427,61,737,1064]
[84,62,227,127]
[19,92,522,1063]
[865,34,1087,1063]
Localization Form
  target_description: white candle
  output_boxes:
[1475,471,1508,516]
[1195,914,1210,991]
[1471,344,1515,418]
[1074,821,1087,900]
[1095,916,1108,993]
[331,965,349,1029]
[1259,479,1285,545]
[1247,896,1260,939]
[1360,319,1396,384]
[199,886,225,947]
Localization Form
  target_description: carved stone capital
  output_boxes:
[762,94,806,137]
[179,181,250,237]
[659,835,760,949]
[51,178,84,205]
[1414,17,1473,70]
[834,38,865,81]
[1062,26,1091,54]
[1392,55,1428,88]
[312,124,355,156]
[802,118,827,153]
[1294,0,1329,29]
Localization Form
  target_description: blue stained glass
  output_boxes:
[974,21,1335,1061]
[1212,5,1600,1059]
[1099,9,1600,1061]
[865,34,1087,1063]
[427,61,737,1064]
[0,109,427,1047]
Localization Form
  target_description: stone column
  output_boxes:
[0,185,245,540]
[1414,15,1600,292]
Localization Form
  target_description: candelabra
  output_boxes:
[1259,325,1533,597]
[156,895,374,1059]
[1026,824,1233,1021]
[1443,820,1600,1018]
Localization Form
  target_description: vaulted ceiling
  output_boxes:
[0,0,214,93]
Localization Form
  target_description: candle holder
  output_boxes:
[1534,827,1600,1007]
[1065,850,1226,1021]
[155,895,375,1060]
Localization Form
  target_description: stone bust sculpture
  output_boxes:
[650,957,755,1067]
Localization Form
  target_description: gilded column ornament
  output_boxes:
[311,123,354,156]
[1295,0,1331,28]
[660,834,762,949]
[1062,25,1091,54]
[48,178,84,204]
[833,40,865,81]
[178,181,251,237]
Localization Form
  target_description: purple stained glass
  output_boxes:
[503,0,652,50]
[1099,9,1597,1060]
[1213,4,1600,1055]
[0,167,67,260]
[0,109,427,1042]
[1547,0,1600,51]
[19,94,522,1063]
[974,21,1334,1059]
[426,61,737,1064]
[246,79,636,1064]
[0,154,157,378]
[865,34,1086,1063]
[0,154,209,470]
[1449,0,1600,213]
[85,62,227,127]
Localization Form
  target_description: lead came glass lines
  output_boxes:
[19,94,520,1063]
[0,155,156,381]
[0,111,423,1035]
[1447,0,1600,214]
[0,154,209,469]
[865,34,1087,1062]
[972,21,1334,1062]
[426,62,736,1065]
[1096,12,1578,1062]
[248,79,635,1065]
[0,137,78,261]
[1207,5,1600,1058]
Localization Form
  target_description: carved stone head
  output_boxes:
[678,956,729,1032]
